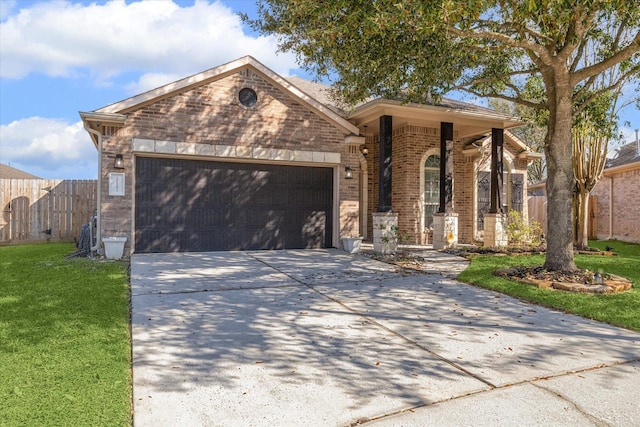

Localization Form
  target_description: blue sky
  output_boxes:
[1,0,638,179]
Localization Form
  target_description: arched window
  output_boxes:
[423,155,440,229]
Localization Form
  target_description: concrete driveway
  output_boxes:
[131,249,640,426]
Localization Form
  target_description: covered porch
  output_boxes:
[345,98,538,250]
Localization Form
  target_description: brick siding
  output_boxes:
[99,69,359,252]
[364,125,528,244]
[592,166,640,243]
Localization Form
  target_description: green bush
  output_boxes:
[507,210,543,247]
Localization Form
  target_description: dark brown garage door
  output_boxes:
[135,157,334,252]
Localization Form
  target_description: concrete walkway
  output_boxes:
[131,249,640,426]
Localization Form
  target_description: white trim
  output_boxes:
[345,135,366,144]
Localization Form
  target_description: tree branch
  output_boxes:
[461,88,545,110]
[570,36,590,73]
[572,65,639,116]
[447,25,554,63]
[558,6,597,62]
[572,30,640,85]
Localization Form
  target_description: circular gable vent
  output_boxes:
[238,88,257,107]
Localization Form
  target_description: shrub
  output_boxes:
[507,210,543,247]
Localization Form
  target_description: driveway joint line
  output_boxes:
[356,360,639,426]
[308,282,498,388]
[245,252,497,389]
[530,382,611,426]
[131,282,303,297]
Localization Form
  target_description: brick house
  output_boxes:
[80,56,538,255]
[591,141,640,243]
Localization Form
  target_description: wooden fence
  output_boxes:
[0,179,97,243]
[527,194,598,239]
[527,196,547,235]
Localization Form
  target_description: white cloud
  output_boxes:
[0,117,97,179]
[0,0,299,83]
[124,72,184,95]
[0,0,17,21]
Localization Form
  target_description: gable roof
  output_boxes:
[606,141,640,168]
[286,75,519,119]
[89,56,359,136]
[285,76,343,114]
[0,163,41,179]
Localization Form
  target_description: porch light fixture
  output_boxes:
[114,154,124,169]
[361,125,369,156]
[345,166,354,179]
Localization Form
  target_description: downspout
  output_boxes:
[83,122,102,254]
[608,175,613,240]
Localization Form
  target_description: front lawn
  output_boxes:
[458,240,640,331]
[0,243,131,426]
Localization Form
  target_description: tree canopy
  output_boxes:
[248,0,640,270]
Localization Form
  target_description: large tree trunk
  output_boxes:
[543,76,578,271]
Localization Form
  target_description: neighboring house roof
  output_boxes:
[528,141,640,191]
[606,141,640,168]
[0,163,41,179]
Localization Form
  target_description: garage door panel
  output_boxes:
[297,210,327,248]
[135,157,333,252]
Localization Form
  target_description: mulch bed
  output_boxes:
[494,266,633,294]
[443,245,617,258]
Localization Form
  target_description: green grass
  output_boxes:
[458,240,640,331]
[0,243,131,426]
